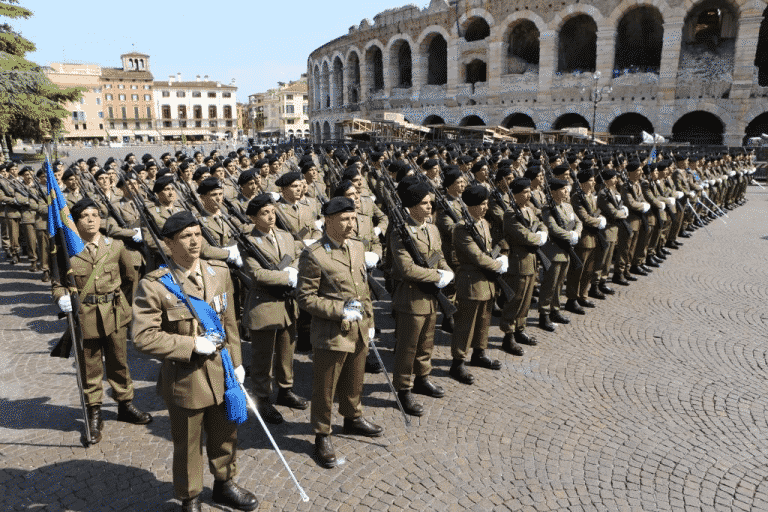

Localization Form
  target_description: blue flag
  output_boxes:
[649,145,657,162]
[45,158,85,257]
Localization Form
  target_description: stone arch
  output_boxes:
[557,14,598,73]
[553,113,591,130]
[313,64,322,110]
[743,112,768,144]
[505,19,541,74]
[321,61,331,109]
[502,113,537,129]
[420,32,448,86]
[389,39,413,88]
[609,113,655,143]
[465,59,487,84]
[423,114,446,125]
[460,115,486,127]
[332,56,344,107]
[672,111,725,144]
[457,9,496,38]
[322,121,331,141]
[464,16,491,41]
[665,101,733,133]
[614,6,664,73]
[346,51,361,104]
[681,0,739,48]
[139,59,145,70]
[755,6,768,86]
[364,43,385,93]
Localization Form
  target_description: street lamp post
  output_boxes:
[582,71,612,144]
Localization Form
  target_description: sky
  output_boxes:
[15,0,430,101]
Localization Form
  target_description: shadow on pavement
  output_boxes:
[0,396,84,433]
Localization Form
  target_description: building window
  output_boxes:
[146,106,151,118]
[109,122,115,129]
[193,105,202,119]
[131,85,138,89]
[303,95,308,101]
[119,94,126,101]
[209,121,217,127]
[72,111,78,120]
[74,124,79,130]
[178,105,187,118]
[286,105,294,114]
[131,94,138,101]
[135,122,141,129]
[286,95,293,100]
[163,121,172,128]
[144,94,151,101]
[134,106,139,119]
[118,84,124,89]
[105,84,112,89]
[96,97,101,105]
[106,94,113,100]
[195,121,202,127]
[226,120,233,127]
[161,105,171,119]
[108,106,113,118]
[162,91,170,97]
[144,85,151,90]
[192,91,201,98]
[208,105,217,119]
[83,123,87,130]
[177,91,186,98]
[303,104,308,114]
[222,92,231,98]
[180,120,187,128]
[99,123,103,129]
[121,106,127,119]
[98,111,103,118]
[286,119,295,125]
[223,105,232,119]
[208,92,216,98]
[122,122,128,129]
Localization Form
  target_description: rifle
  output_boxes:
[496,181,552,272]
[540,159,583,270]
[572,174,608,251]
[596,154,632,235]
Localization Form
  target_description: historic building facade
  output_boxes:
[307,0,768,146]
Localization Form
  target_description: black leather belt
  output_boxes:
[82,291,117,304]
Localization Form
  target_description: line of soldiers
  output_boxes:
[16,141,755,512]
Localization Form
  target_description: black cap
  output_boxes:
[494,167,512,182]
[254,158,269,168]
[197,177,222,196]
[245,194,275,216]
[93,169,108,179]
[133,164,146,173]
[549,178,568,191]
[524,166,542,180]
[238,169,258,186]
[398,182,431,208]
[510,177,531,195]
[153,174,175,194]
[275,172,302,188]
[62,169,75,180]
[553,164,570,176]
[321,196,355,216]
[577,169,594,183]
[443,168,463,189]
[601,169,618,180]
[301,162,316,174]
[462,185,489,206]
[70,198,100,222]
[333,180,355,198]
[161,211,199,239]
[422,158,439,170]
[470,161,488,174]
[341,167,360,181]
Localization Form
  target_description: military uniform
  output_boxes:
[539,201,581,316]
[565,190,602,304]
[276,199,322,240]
[0,176,21,260]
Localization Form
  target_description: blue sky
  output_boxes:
[16,0,428,101]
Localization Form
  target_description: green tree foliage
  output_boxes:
[0,0,82,141]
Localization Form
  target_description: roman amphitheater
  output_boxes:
[307,0,768,146]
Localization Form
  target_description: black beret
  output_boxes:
[462,185,489,206]
[494,167,512,182]
[133,164,146,173]
[422,158,439,170]
[238,169,258,186]
[53,159,63,167]
[333,180,356,198]
[268,156,279,164]
[443,168,463,189]
[254,158,269,168]
[197,177,222,195]
[153,174,175,194]
[192,167,210,181]
[470,161,488,174]
[394,163,413,182]
[524,166,542,180]
[626,160,643,172]
[321,196,355,216]
[549,178,568,191]
[179,161,191,171]
[93,169,108,179]
[577,169,594,183]
[210,163,223,173]
[245,194,275,216]
[341,167,361,181]
[510,177,531,195]
[62,169,75,180]
[19,166,32,175]
[160,153,170,160]
[145,160,158,169]
[70,198,100,222]
[553,164,570,176]
[578,160,593,170]
[193,151,202,157]
[301,162,316,174]
[275,172,302,188]
[399,182,431,208]
[161,211,199,239]
[156,167,172,178]
[600,169,618,180]
[126,153,135,158]
[86,157,98,165]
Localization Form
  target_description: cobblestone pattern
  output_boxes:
[1,188,767,511]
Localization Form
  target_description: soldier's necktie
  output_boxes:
[87,242,97,259]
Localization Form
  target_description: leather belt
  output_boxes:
[82,291,117,304]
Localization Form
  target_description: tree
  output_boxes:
[0,0,82,157]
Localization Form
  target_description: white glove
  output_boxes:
[193,335,217,355]
[569,212,575,222]
[368,327,376,342]
[495,255,509,274]
[234,365,245,384]
[342,301,364,322]
[225,245,242,267]
[729,171,736,177]
[373,226,382,237]
[665,198,674,206]
[641,202,651,213]
[688,191,696,198]
[284,266,298,287]
[711,179,718,185]
[537,231,548,246]
[364,251,380,269]
[620,206,629,217]
[569,231,579,245]
[132,227,143,243]
[597,216,607,230]
[436,269,454,289]
[702,190,708,199]
[57,295,73,313]
[314,219,324,230]
[658,202,666,211]
[675,191,684,199]
[302,238,317,247]
[269,191,280,202]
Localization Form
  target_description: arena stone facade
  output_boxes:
[307,0,768,146]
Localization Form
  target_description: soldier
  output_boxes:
[240,194,307,425]
[33,169,50,281]
[614,161,651,284]
[132,211,258,512]
[274,172,322,242]
[17,167,39,271]
[53,198,151,444]
[594,169,628,294]
[449,185,507,385]
[389,181,451,416]
[0,163,22,263]
[538,179,581,332]
[297,196,382,469]
[500,177,548,355]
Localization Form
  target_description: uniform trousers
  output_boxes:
[21,223,37,264]
[35,228,49,270]
[78,326,133,405]
[565,246,595,300]
[633,223,653,264]
[451,298,493,360]
[393,310,436,390]
[615,225,639,276]
[166,401,238,500]
[0,216,9,252]
[538,260,569,313]
[6,217,19,255]
[311,335,367,435]
[500,273,536,333]
[594,240,616,282]
[250,326,295,399]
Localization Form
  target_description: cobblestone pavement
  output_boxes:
[1,187,767,512]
